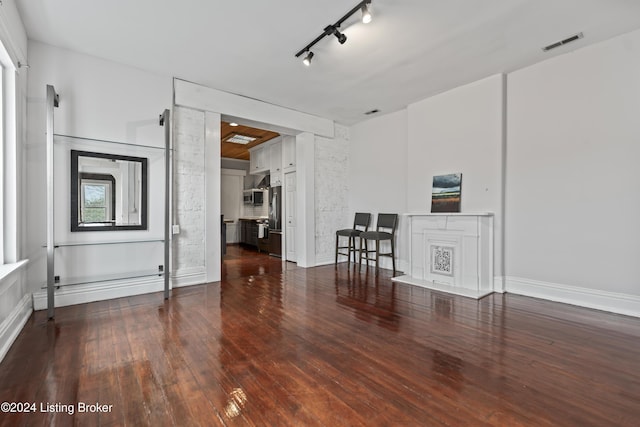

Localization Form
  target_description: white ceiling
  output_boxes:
[15,0,640,125]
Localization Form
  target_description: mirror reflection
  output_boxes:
[71,150,147,231]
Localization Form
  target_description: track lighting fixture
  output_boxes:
[302,51,314,66]
[295,0,372,66]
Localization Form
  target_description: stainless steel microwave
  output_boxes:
[243,189,264,205]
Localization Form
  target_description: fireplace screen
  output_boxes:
[430,245,454,276]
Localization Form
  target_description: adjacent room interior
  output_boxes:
[1,0,640,425]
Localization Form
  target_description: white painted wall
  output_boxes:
[25,42,172,304]
[346,76,506,282]
[314,124,349,265]
[407,74,505,284]
[506,28,640,313]
[348,110,409,271]
[0,0,27,62]
[50,138,165,275]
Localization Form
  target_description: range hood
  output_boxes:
[256,174,270,189]
[244,174,270,190]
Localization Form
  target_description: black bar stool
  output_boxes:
[335,213,371,267]
[359,213,398,275]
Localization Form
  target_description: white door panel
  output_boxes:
[285,172,297,262]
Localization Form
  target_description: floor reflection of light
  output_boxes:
[224,388,247,418]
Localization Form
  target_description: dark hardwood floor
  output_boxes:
[1,245,640,426]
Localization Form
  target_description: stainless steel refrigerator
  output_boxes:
[268,186,282,231]
[268,186,282,257]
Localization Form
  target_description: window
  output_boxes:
[1,28,21,265]
[79,174,115,225]
[0,60,4,262]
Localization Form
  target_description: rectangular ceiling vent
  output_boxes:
[542,32,583,52]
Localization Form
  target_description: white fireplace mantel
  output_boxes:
[392,213,494,299]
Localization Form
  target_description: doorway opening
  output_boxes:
[220,120,298,278]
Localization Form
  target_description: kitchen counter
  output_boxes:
[239,218,268,250]
[238,217,268,221]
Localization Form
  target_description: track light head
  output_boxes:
[361,4,372,24]
[332,27,347,44]
[294,1,373,63]
[302,51,314,66]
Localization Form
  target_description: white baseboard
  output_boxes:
[172,267,206,288]
[33,276,164,311]
[505,276,640,318]
[0,294,32,363]
[493,276,506,293]
[314,258,337,267]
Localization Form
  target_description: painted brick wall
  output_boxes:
[173,106,206,274]
[314,124,350,264]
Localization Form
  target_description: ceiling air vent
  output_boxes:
[542,32,583,52]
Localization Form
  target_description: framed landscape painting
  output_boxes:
[431,173,462,213]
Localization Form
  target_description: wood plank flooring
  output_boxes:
[1,245,640,426]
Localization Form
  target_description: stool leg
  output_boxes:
[375,240,380,275]
[347,236,352,267]
[364,239,368,267]
[391,238,396,275]
[359,238,364,272]
[335,233,339,266]
[350,237,356,266]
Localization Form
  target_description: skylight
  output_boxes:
[225,134,257,144]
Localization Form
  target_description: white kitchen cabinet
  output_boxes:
[283,136,296,171]
[249,145,268,174]
[270,140,283,186]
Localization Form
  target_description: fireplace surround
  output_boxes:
[392,213,494,299]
